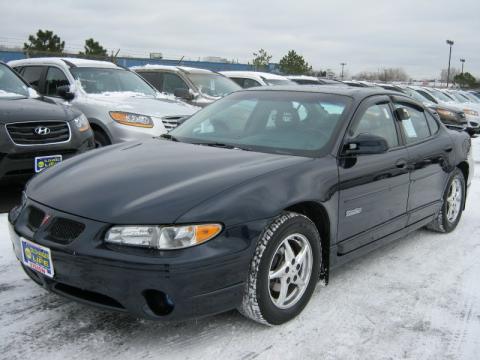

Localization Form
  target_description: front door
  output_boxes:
[337,96,410,254]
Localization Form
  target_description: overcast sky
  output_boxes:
[1,0,478,79]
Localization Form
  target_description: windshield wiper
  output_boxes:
[192,141,253,151]
[159,134,180,142]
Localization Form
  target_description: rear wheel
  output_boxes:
[427,169,465,233]
[239,212,321,325]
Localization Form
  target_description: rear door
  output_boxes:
[19,66,46,93]
[337,96,410,254]
[393,99,454,224]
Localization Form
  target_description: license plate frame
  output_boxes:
[20,238,55,278]
[34,155,62,173]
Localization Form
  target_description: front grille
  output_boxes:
[162,116,184,131]
[6,121,70,145]
[47,217,85,244]
[27,206,45,232]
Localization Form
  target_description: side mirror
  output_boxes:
[394,107,410,120]
[174,88,194,101]
[57,85,75,101]
[343,134,389,155]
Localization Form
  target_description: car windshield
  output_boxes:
[404,88,431,103]
[291,79,321,85]
[447,91,468,103]
[461,92,480,103]
[70,67,156,96]
[187,73,241,98]
[169,91,351,157]
[428,88,455,102]
[262,78,295,86]
[0,63,30,98]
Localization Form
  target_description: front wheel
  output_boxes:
[427,169,465,233]
[239,212,321,325]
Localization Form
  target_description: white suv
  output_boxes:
[220,71,294,88]
[9,58,199,146]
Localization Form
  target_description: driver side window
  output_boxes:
[351,103,399,148]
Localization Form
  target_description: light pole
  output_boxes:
[446,40,454,88]
[460,58,465,74]
[340,62,346,80]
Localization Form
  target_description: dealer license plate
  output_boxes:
[35,155,62,173]
[20,238,54,278]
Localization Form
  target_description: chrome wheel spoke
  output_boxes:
[283,241,295,263]
[276,277,288,306]
[269,264,287,280]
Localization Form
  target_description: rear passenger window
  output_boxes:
[139,72,163,92]
[426,112,440,134]
[395,104,431,144]
[21,66,44,92]
[243,78,261,88]
[45,67,70,96]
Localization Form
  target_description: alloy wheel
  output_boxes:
[268,233,313,310]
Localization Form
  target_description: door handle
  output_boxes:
[444,147,453,153]
[395,160,408,169]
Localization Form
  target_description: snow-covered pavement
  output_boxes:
[1,140,480,360]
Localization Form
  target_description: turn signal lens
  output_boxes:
[105,224,222,250]
[194,224,223,243]
[109,111,154,128]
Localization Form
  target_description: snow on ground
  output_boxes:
[1,140,480,360]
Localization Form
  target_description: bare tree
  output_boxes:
[440,68,461,82]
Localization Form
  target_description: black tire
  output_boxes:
[427,168,465,233]
[93,129,111,148]
[239,212,321,325]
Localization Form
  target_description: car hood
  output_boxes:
[27,139,309,224]
[77,93,199,117]
[0,97,78,124]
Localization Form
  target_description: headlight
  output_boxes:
[436,109,456,118]
[110,111,153,128]
[105,224,222,250]
[464,109,479,117]
[73,114,90,132]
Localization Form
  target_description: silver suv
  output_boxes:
[132,65,241,108]
[9,58,199,147]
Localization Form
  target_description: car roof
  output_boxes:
[131,64,214,74]
[220,71,289,80]
[286,75,320,81]
[240,85,402,100]
[8,57,120,69]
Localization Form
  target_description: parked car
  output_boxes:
[132,65,241,108]
[0,62,94,184]
[343,80,378,88]
[286,75,322,85]
[409,86,479,136]
[8,58,199,147]
[9,86,473,325]
[400,86,468,131]
[220,71,294,88]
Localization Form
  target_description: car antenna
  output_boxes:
[177,56,184,65]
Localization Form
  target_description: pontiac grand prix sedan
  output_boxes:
[9,86,473,325]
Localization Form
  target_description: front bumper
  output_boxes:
[9,200,264,320]
[0,125,94,183]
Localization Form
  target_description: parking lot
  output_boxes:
[1,140,479,360]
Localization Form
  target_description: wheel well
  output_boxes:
[89,123,111,143]
[285,201,330,284]
[457,161,469,207]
